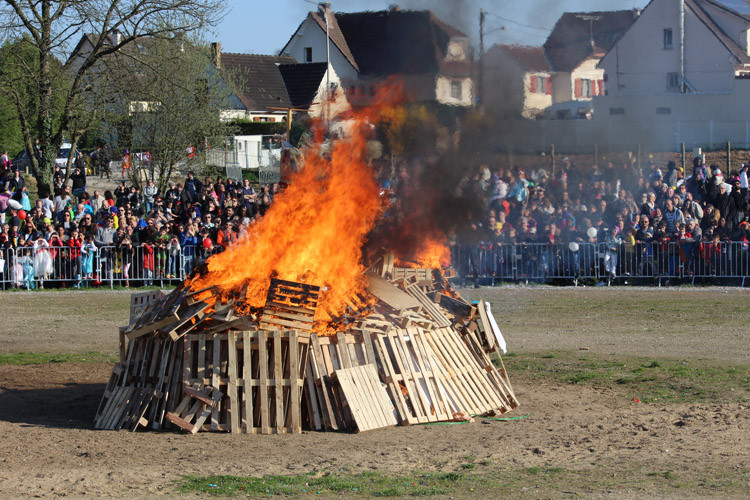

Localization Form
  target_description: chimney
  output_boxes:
[389,4,401,12]
[318,2,331,17]
[211,42,221,68]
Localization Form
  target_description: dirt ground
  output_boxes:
[0,287,747,499]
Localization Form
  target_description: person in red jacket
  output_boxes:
[215,222,236,249]
[68,228,83,286]
[142,241,154,286]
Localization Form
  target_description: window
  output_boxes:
[656,107,672,115]
[667,72,680,91]
[664,28,673,50]
[609,107,625,115]
[450,80,462,100]
[304,47,312,62]
[581,79,592,98]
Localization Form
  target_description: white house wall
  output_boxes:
[435,76,474,106]
[600,0,736,96]
[543,79,750,152]
[282,18,359,83]
[522,73,553,115]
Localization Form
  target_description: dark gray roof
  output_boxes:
[278,62,328,109]
[219,53,295,111]
[544,10,637,72]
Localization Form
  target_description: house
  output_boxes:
[214,48,297,122]
[280,4,474,107]
[544,10,639,105]
[599,0,750,96]
[589,0,750,150]
[482,45,552,119]
[211,43,347,122]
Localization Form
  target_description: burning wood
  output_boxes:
[95,259,518,434]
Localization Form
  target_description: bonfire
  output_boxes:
[95,81,517,434]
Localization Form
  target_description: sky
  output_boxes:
[213,0,650,56]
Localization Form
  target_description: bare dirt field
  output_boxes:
[0,287,747,499]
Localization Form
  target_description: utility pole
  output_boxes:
[679,0,686,93]
[479,8,485,107]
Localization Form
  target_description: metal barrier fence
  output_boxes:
[0,245,224,290]
[454,241,750,286]
[1,241,748,289]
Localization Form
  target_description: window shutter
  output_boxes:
[545,77,552,95]
[529,75,537,93]
[574,78,582,98]
[598,80,604,96]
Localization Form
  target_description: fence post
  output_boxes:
[727,141,731,177]
[681,142,686,172]
[637,143,641,172]
[551,144,555,177]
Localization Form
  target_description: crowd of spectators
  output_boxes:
[0,160,280,288]
[457,156,750,282]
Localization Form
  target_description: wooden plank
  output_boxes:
[336,332,352,369]
[407,327,444,421]
[366,274,422,311]
[309,334,337,431]
[440,293,475,319]
[372,333,413,425]
[335,364,397,432]
[258,330,269,434]
[126,312,180,340]
[211,334,221,430]
[365,363,398,427]
[243,331,254,433]
[273,331,284,433]
[262,308,314,323]
[289,331,301,433]
[389,330,429,423]
[260,316,314,331]
[227,331,239,433]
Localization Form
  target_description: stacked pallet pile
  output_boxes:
[95,265,517,434]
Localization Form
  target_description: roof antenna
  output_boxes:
[576,14,601,50]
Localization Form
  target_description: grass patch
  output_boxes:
[0,351,117,365]
[177,471,472,497]
[500,351,749,404]
[177,465,749,498]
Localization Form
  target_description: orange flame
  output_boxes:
[188,81,408,324]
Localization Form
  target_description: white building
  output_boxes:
[586,0,750,150]
[281,4,474,107]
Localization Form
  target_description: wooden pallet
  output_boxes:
[334,364,397,432]
[371,327,516,425]
[404,283,452,328]
[182,330,310,434]
[129,290,164,326]
[304,332,379,431]
[165,384,222,434]
[260,279,320,332]
[391,267,432,282]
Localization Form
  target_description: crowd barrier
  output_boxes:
[0,241,748,289]
[454,241,750,285]
[0,245,223,289]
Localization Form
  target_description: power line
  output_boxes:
[485,11,551,33]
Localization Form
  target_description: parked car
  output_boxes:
[55,143,73,170]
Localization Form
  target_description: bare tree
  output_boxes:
[0,0,226,195]
[99,36,236,192]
